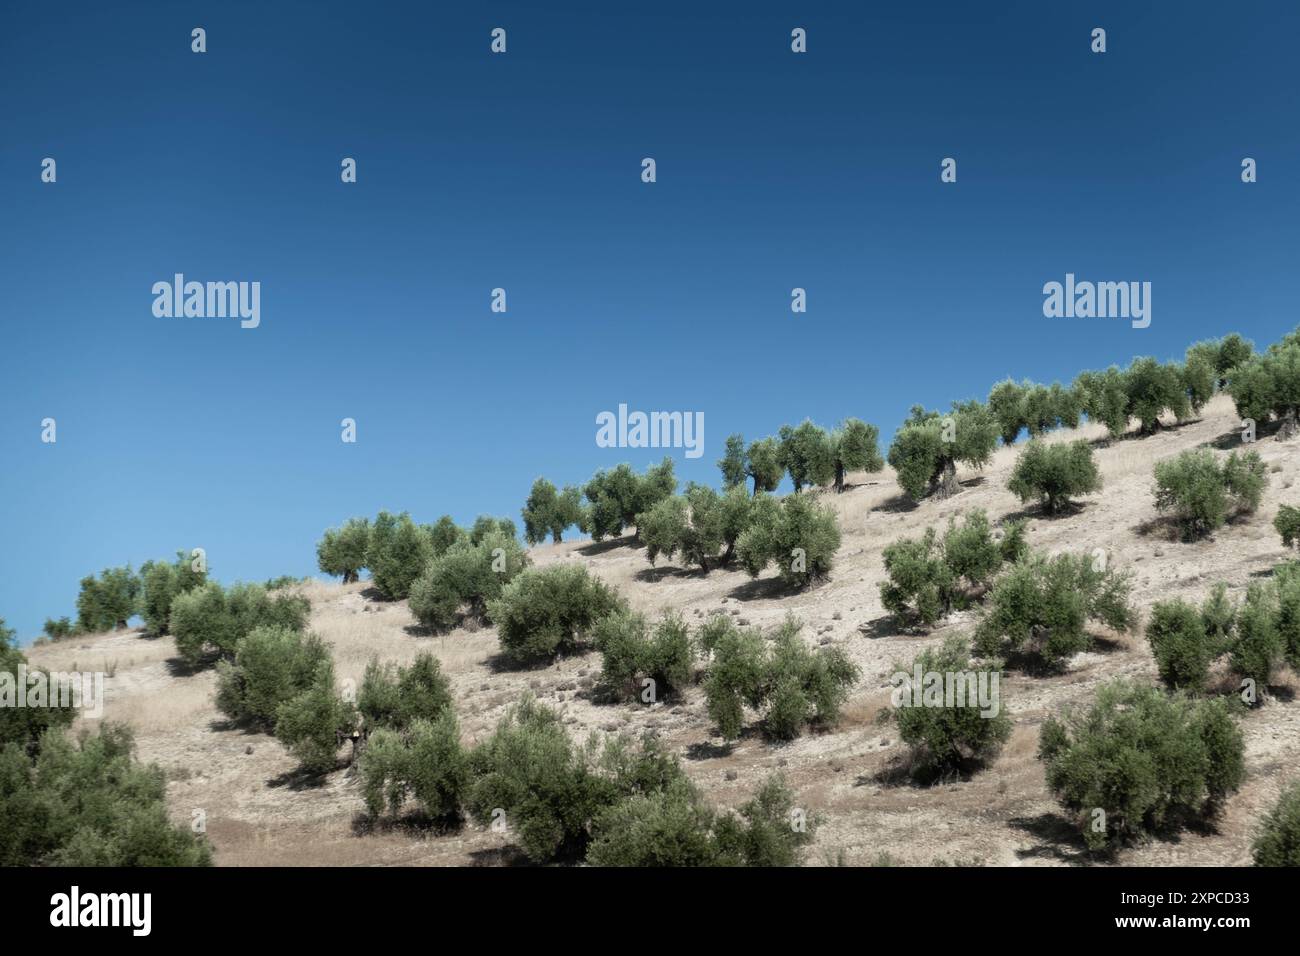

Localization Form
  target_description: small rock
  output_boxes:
[832,611,842,621]
[479,683,489,691]
[725,770,738,781]
[245,745,254,755]
[737,618,750,626]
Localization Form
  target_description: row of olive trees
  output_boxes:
[717,417,884,497]
[519,458,678,547]
[885,334,1257,506]
[36,548,212,643]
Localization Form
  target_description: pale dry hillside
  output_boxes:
[28,394,1300,866]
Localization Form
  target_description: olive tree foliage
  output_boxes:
[1253,781,1300,866]
[486,563,627,663]
[887,401,998,501]
[426,515,467,556]
[1073,366,1130,439]
[777,421,832,492]
[41,617,75,641]
[583,458,677,542]
[214,626,332,730]
[587,773,815,867]
[825,418,884,492]
[735,492,841,589]
[521,477,584,545]
[974,551,1134,672]
[1007,439,1102,514]
[891,636,1012,779]
[316,517,371,583]
[1125,356,1192,434]
[987,379,1031,445]
[169,581,310,667]
[274,657,356,775]
[0,623,77,756]
[1276,504,1300,551]
[592,609,695,701]
[463,696,679,862]
[0,721,212,866]
[1188,333,1255,389]
[1038,680,1244,851]
[701,616,858,741]
[74,566,141,634]
[139,550,207,635]
[638,483,754,573]
[1229,333,1300,439]
[408,531,529,632]
[359,712,467,822]
[1152,449,1268,540]
[879,510,1015,626]
[366,511,434,600]
[355,653,463,821]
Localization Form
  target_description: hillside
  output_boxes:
[26,393,1300,866]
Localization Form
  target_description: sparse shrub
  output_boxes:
[464,696,687,863]
[41,617,75,641]
[366,511,434,600]
[735,492,841,589]
[891,636,1011,778]
[975,551,1134,671]
[880,528,952,626]
[1038,680,1244,850]
[408,531,528,632]
[1145,600,1214,693]
[0,722,211,866]
[1153,448,1267,540]
[880,510,1011,626]
[1229,582,1284,701]
[521,478,584,545]
[214,626,331,730]
[274,659,355,774]
[316,517,371,583]
[356,652,454,736]
[358,711,467,822]
[887,401,998,501]
[1252,781,1300,866]
[593,610,694,701]
[487,563,626,663]
[1276,504,1300,550]
[1007,440,1101,514]
[701,616,857,741]
[1201,582,1237,649]
[586,773,815,867]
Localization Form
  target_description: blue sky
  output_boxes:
[2,1,1298,642]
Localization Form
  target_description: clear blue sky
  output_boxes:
[3,1,1298,642]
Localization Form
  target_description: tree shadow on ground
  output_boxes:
[577,535,638,557]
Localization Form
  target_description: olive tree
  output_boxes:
[316,517,371,583]
[887,401,998,501]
